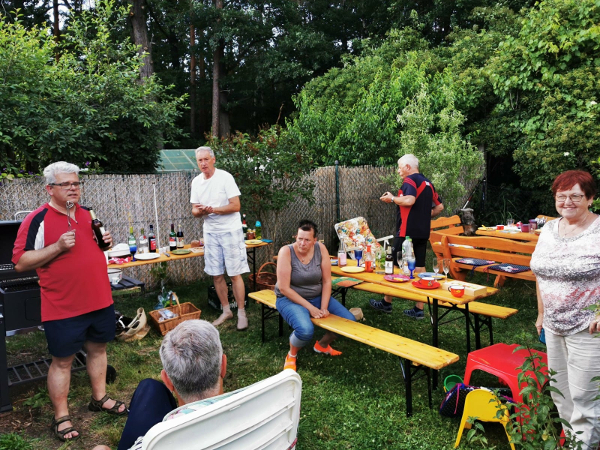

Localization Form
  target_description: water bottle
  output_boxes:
[255,221,262,240]
[338,241,347,266]
[402,237,412,275]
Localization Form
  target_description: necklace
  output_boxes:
[295,246,312,264]
[561,213,593,238]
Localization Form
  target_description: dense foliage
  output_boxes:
[206,126,315,244]
[0,1,185,174]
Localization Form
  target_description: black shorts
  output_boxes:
[44,304,115,357]
[392,237,428,268]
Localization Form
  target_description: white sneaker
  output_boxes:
[212,310,233,326]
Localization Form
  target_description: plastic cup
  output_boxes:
[521,223,530,233]
[444,374,463,392]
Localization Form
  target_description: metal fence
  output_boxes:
[1,165,471,288]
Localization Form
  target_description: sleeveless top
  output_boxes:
[275,243,322,299]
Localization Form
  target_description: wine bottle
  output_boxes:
[138,228,149,254]
[89,209,110,250]
[148,224,157,252]
[169,223,177,251]
[242,214,248,240]
[128,226,137,257]
[176,224,184,248]
[385,245,394,275]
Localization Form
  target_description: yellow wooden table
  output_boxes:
[332,261,498,353]
[108,241,271,292]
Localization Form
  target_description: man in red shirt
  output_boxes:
[371,154,444,318]
[12,162,127,442]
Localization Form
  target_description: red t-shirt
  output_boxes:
[12,203,113,322]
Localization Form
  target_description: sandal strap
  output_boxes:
[90,393,111,409]
[53,415,72,426]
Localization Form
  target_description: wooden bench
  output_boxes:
[351,283,517,349]
[441,234,536,287]
[429,215,464,259]
[248,289,459,417]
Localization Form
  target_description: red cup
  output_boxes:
[521,223,530,233]
[496,225,504,230]
[448,285,465,297]
[420,276,435,287]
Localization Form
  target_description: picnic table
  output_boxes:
[475,228,539,242]
[331,261,498,353]
[107,241,271,293]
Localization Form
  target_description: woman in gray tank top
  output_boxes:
[274,220,355,371]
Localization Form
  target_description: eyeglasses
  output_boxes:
[48,181,83,190]
[555,194,584,203]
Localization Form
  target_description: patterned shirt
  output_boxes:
[530,216,600,336]
[128,388,244,450]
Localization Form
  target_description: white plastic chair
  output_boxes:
[141,370,302,450]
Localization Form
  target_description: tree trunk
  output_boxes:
[53,0,60,40]
[129,0,154,80]
[211,0,223,137]
[190,24,197,138]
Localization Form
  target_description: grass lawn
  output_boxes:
[0,270,543,450]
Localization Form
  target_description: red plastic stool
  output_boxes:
[463,343,548,402]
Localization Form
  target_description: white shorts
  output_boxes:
[204,230,250,277]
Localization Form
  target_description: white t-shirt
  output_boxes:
[190,168,242,233]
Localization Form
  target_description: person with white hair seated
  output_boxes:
[111,320,232,450]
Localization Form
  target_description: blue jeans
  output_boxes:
[276,295,355,348]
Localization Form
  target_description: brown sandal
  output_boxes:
[51,415,79,442]
[88,394,128,416]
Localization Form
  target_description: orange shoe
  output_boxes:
[284,353,297,371]
[313,341,342,356]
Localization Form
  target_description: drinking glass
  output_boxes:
[408,258,416,279]
[507,218,514,227]
[397,251,403,272]
[443,258,451,279]
[432,257,440,276]
[354,248,363,268]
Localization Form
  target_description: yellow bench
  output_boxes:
[352,283,518,349]
[248,289,459,417]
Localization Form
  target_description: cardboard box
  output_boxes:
[440,280,487,297]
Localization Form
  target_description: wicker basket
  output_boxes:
[249,262,278,291]
[148,293,202,336]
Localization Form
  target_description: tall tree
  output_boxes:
[129,0,154,79]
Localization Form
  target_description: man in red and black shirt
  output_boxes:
[370,154,444,319]
[12,162,127,442]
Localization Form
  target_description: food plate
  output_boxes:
[478,226,496,231]
[245,239,263,245]
[384,274,410,283]
[412,281,441,290]
[134,253,160,261]
[171,249,192,255]
[341,266,365,273]
[417,272,445,280]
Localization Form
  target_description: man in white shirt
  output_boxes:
[191,146,250,330]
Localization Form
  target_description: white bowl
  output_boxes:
[108,268,122,285]
[108,243,131,258]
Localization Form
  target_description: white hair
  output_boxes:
[43,162,80,185]
[398,154,419,169]
[195,146,215,158]
[160,320,223,402]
